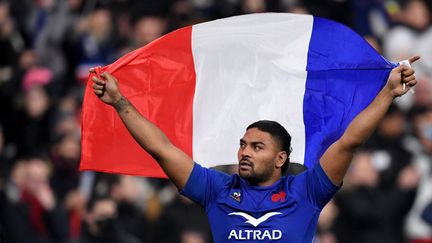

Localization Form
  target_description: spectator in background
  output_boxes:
[64,190,86,240]
[49,132,81,202]
[335,104,419,243]
[27,0,81,97]
[51,88,82,141]
[334,151,418,243]
[153,191,212,243]
[132,15,167,49]
[0,159,26,243]
[363,104,415,189]
[0,157,69,243]
[67,197,141,243]
[109,175,153,243]
[405,105,432,242]
[0,1,24,84]
[241,0,267,13]
[74,8,116,84]
[52,108,81,139]
[347,0,391,38]
[0,1,25,145]
[166,0,206,31]
[14,69,54,156]
[315,200,338,243]
[383,0,432,110]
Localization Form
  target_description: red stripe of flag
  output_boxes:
[80,26,196,178]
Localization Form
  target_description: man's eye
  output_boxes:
[254,146,262,150]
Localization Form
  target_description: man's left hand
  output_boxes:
[386,56,420,97]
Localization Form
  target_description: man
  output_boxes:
[67,197,142,243]
[90,56,419,242]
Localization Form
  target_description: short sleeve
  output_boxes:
[304,163,340,209]
[180,162,230,210]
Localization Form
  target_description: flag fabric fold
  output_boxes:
[80,13,397,178]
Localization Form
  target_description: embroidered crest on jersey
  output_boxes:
[230,191,241,202]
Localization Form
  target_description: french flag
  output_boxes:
[80,13,396,178]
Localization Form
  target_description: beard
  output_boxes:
[238,159,274,185]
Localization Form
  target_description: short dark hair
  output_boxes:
[246,120,292,175]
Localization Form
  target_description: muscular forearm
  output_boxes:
[112,96,194,189]
[340,85,394,149]
[113,96,172,157]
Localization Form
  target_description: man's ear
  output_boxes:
[275,151,288,169]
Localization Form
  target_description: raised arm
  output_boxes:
[90,69,194,190]
[320,56,420,185]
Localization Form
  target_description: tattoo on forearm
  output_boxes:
[114,97,130,113]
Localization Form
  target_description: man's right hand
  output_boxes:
[90,68,123,105]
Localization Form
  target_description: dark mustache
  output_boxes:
[240,156,252,163]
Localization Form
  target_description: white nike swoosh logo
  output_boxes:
[228,212,282,227]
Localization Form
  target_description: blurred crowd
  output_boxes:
[0,0,432,242]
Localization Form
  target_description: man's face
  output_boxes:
[237,128,282,184]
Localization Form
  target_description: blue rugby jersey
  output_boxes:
[181,162,339,242]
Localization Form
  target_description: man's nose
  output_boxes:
[240,146,252,158]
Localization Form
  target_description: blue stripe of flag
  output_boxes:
[303,17,397,168]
